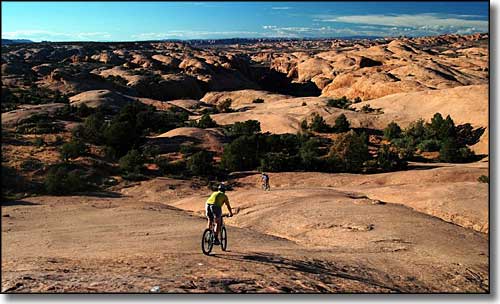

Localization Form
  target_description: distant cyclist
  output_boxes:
[261,172,270,191]
[205,184,233,245]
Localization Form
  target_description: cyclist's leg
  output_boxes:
[205,203,214,229]
[213,205,222,240]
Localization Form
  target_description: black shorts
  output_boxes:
[205,203,222,220]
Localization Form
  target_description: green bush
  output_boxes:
[309,113,330,133]
[383,122,402,140]
[300,119,308,131]
[16,114,64,134]
[20,158,43,171]
[195,113,218,128]
[376,145,407,171]
[299,138,322,170]
[391,137,415,160]
[328,130,369,172]
[439,138,474,163]
[119,149,144,174]
[187,150,215,176]
[478,175,489,183]
[416,139,441,152]
[260,152,299,172]
[225,120,261,137]
[360,104,375,113]
[104,120,139,157]
[157,158,187,176]
[326,96,351,109]
[179,144,200,156]
[217,98,233,113]
[221,135,259,171]
[44,163,88,195]
[60,139,88,161]
[34,137,45,147]
[2,165,29,199]
[333,114,350,133]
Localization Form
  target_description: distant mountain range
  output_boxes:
[1,36,386,46]
[2,39,34,45]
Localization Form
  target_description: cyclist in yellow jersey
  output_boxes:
[205,184,233,245]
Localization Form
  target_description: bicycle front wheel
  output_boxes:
[220,226,228,251]
[201,229,213,255]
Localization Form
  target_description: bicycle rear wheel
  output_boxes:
[220,226,227,251]
[201,229,214,255]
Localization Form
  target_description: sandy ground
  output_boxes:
[1,163,489,293]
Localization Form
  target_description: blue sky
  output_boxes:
[2,1,489,41]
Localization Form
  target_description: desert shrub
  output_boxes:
[333,114,350,133]
[119,149,144,174]
[426,113,456,140]
[326,96,351,109]
[104,120,139,157]
[76,103,94,118]
[300,119,308,131]
[225,120,261,137]
[439,137,474,163]
[328,130,369,172]
[416,139,441,152]
[216,98,233,113]
[80,112,105,144]
[60,139,88,161]
[360,104,374,113]
[16,113,64,134]
[44,163,89,195]
[2,165,29,199]
[179,144,201,156]
[383,122,402,140]
[252,98,264,104]
[157,158,187,176]
[478,175,489,183]
[299,137,322,170]
[391,137,416,160]
[353,97,362,103]
[142,145,161,159]
[404,119,426,144]
[195,113,218,128]
[200,107,218,115]
[260,152,299,172]
[376,145,407,171]
[301,102,307,106]
[309,113,330,133]
[106,75,128,86]
[221,135,259,171]
[262,133,302,156]
[20,158,43,171]
[34,137,45,147]
[187,150,215,176]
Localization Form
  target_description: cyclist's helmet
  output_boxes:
[218,183,226,193]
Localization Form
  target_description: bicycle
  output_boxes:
[201,214,230,255]
[262,182,270,191]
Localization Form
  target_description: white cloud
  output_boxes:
[318,13,488,32]
[271,6,291,10]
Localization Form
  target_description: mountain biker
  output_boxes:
[261,172,270,191]
[205,184,233,245]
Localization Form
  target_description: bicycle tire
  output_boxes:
[201,228,213,255]
[220,226,227,251]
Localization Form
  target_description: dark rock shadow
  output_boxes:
[1,200,40,206]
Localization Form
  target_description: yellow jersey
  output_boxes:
[206,191,228,207]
